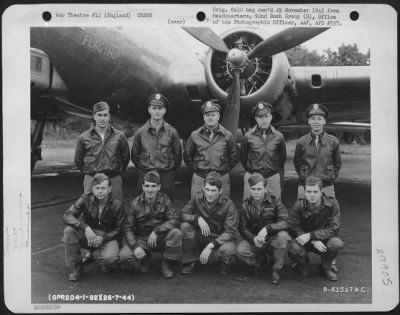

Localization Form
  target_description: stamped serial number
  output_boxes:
[323,286,367,293]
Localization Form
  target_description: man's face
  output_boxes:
[255,112,272,130]
[308,115,326,133]
[249,181,267,201]
[142,180,160,200]
[93,109,110,129]
[203,111,220,128]
[148,105,166,121]
[203,183,221,203]
[305,184,322,205]
[92,180,111,200]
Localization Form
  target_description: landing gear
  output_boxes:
[31,118,46,171]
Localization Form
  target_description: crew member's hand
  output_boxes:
[133,247,147,259]
[198,217,211,237]
[253,236,265,248]
[199,244,213,264]
[93,235,104,248]
[296,233,311,246]
[311,240,327,252]
[148,231,158,248]
[85,227,97,247]
[257,227,268,240]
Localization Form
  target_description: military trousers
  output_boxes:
[288,237,344,270]
[236,231,291,271]
[180,222,236,265]
[119,228,183,266]
[62,226,120,268]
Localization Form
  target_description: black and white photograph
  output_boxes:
[2,3,398,313]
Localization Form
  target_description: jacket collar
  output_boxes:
[304,193,332,212]
[90,124,114,137]
[138,192,162,206]
[307,131,326,145]
[146,119,165,132]
[200,123,225,136]
[251,125,276,136]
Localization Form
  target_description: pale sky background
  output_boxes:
[178,26,370,57]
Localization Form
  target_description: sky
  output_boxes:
[179,26,370,56]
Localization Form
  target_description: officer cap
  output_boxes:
[143,170,161,185]
[91,173,110,188]
[201,100,221,114]
[248,173,266,187]
[93,101,110,113]
[306,103,328,118]
[147,93,169,108]
[205,171,222,189]
[251,102,272,117]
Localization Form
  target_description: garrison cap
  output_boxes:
[147,93,169,108]
[91,173,110,188]
[205,171,222,189]
[93,101,110,113]
[201,100,221,114]
[248,173,266,187]
[143,170,161,185]
[306,103,328,118]
[252,102,273,117]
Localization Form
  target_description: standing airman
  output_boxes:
[131,94,182,200]
[184,100,239,199]
[293,103,341,198]
[74,102,130,202]
[240,102,286,200]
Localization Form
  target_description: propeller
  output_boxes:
[182,27,229,53]
[247,27,329,59]
[183,27,329,139]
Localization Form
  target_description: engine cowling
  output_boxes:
[204,29,294,122]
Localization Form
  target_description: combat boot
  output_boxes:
[181,262,195,275]
[161,259,174,279]
[320,265,338,281]
[271,270,281,285]
[140,256,151,273]
[220,262,231,276]
[68,262,83,281]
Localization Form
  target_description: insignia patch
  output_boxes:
[155,94,161,100]
[258,103,264,109]
[313,104,319,110]
[206,101,212,107]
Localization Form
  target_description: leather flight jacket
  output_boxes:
[74,125,130,175]
[239,195,289,243]
[293,132,342,185]
[131,120,182,171]
[63,193,125,242]
[183,124,239,175]
[240,126,286,178]
[288,194,341,241]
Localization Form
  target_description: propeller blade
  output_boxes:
[248,27,329,59]
[182,27,229,53]
[222,69,241,141]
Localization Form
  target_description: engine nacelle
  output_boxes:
[204,29,293,119]
[31,48,67,95]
